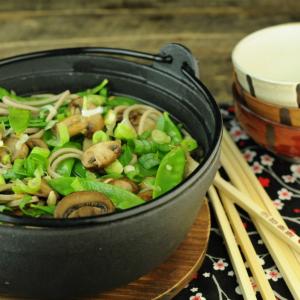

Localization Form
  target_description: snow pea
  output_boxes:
[153,147,186,198]
[53,142,81,177]
[48,177,145,209]
[157,112,182,145]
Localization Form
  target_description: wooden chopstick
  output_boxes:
[208,187,257,300]
[223,128,300,264]
[221,128,300,299]
[215,176,276,299]
[214,174,300,254]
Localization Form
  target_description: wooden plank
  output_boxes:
[0,10,297,42]
[0,0,298,103]
[0,0,299,11]
[0,35,237,102]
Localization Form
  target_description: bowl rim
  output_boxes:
[233,77,300,112]
[235,91,300,130]
[0,47,223,228]
[232,22,300,86]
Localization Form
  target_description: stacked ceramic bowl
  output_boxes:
[232,23,300,161]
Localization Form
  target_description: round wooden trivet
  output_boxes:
[93,199,211,300]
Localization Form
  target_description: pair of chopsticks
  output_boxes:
[208,128,300,300]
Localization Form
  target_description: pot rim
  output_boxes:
[0,46,222,227]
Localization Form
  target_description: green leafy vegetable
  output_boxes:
[18,195,55,217]
[12,177,41,194]
[114,121,137,140]
[72,178,144,209]
[92,130,109,144]
[77,79,109,97]
[107,96,137,107]
[0,205,12,213]
[48,177,75,196]
[156,112,182,145]
[119,144,133,166]
[104,160,123,175]
[181,137,198,152]
[0,175,5,185]
[72,161,87,178]
[53,142,81,177]
[8,107,31,134]
[0,87,10,99]
[48,177,145,209]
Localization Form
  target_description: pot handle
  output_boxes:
[153,43,200,80]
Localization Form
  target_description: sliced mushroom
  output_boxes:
[54,191,115,218]
[26,138,48,149]
[85,112,104,138]
[68,98,104,138]
[137,190,153,201]
[36,179,56,198]
[129,111,142,129]
[69,97,83,115]
[5,136,29,161]
[109,179,139,194]
[82,141,121,170]
[56,115,88,137]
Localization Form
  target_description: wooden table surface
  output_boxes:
[0,0,299,102]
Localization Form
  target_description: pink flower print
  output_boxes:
[265,268,282,282]
[243,149,256,162]
[290,164,300,178]
[252,162,263,174]
[189,293,206,300]
[236,277,259,295]
[277,188,293,200]
[230,126,248,142]
[273,200,284,210]
[220,108,229,117]
[260,154,274,166]
[282,174,296,183]
[213,259,228,271]
[250,277,259,293]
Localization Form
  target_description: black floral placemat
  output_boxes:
[174,105,299,300]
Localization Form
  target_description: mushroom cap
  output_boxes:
[82,141,121,170]
[69,97,83,115]
[36,179,56,198]
[109,179,139,194]
[137,190,153,201]
[68,98,104,138]
[54,191,115,218]
[5,136,29,161]
[26,138,48,149]
[56,115,87,137]
[85,114,104,138]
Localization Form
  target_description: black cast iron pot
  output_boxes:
[0,44,222,299]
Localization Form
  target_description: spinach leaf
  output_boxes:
[8,107,31,134]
